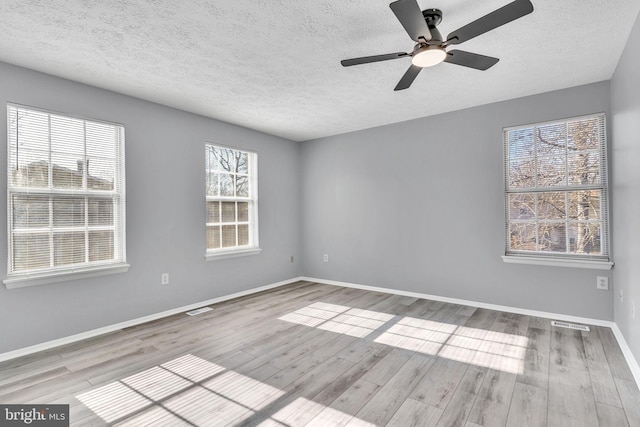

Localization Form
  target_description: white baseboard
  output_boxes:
[0,277,303,363]
[611,323,640,387]
[302,276,640,387]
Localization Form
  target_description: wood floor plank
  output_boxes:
[597,326,635,381]
[435,365,487,427]
[328,379,381,418]
[596,403,630,427]
[528,316,551,331]
[518,326,550,389]
[615,377,640,426]
[409,357,469,409]
[550,326,588,371]
[548,365,598,427]
[505,382,548,427]
[386,398,443,427]
[467,369,517,427]
[355,353,435,426]
[358,347,413,386]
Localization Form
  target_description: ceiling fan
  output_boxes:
[341,0,534,91]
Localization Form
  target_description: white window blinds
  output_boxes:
[504,113,609,261]
[6,104,126,280]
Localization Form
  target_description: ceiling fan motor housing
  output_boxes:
[422,8,443,42]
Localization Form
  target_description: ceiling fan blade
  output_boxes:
[390,0,432,42]
[444,50,499,70]
[341,52,409,67]
[446,0,533,45]
[394,64,422,91]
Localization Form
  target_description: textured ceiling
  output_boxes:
[0,0,639,141]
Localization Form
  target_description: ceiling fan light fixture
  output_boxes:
[411,45,446,67]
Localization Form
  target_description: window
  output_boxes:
[205,144,259,259]
[504,113,611,268]
[5,104,127,287]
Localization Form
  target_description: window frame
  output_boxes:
[502,113,613,270]
[4,103,129,288]
[205,143,260,260]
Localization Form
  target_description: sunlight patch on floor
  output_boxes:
[76,353,374,426]
[77,354,285,425]
[279,302,394,338]
[280,302,528,375]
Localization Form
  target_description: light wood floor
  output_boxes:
[1,281,639,426]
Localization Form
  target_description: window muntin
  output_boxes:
[205,144,258,256]
[6,104,126,279]
[504,114,609,261]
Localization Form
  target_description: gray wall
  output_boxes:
[611,11,640,366]
[301,81,613,321]
[0,62,302,354]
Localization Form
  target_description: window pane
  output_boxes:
[206,172,219,197]
[206,201,220,223]
[537,192,566,220]
[538,223,566,252]
[51,115,84,155]
[508,127,534,158]
[238,224,249,246]
[535,122,566,156]
[569,222,601,255]
[53,197,85,226]
[568,191,600,220]
[221,202,235,223]
[13,195,49,228]
[88,198,114,226]
[568,118,600,151]
[221,225,236,248]
[12,151,49,188]
[89,231,114,261]
[219,174,234,196]
[86,158,114,191]
[568,152,600,185]
[13,233,50,271]
[86,122,117,158]
[536,156,566,187]
[509,193,535,220]
[54,231,85,266]
[509,223,536,251]
[509,159,535,189]
[210,147,234,172]
[52,154,84,189]
[238,202,249,222]
[207,226,221,249]
[236,151,248,174]
[236,175,249,197]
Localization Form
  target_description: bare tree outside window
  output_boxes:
[505,114,609,260]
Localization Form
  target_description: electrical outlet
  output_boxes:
[290,255,294,263]
[161,273,169,285]
[323,254,329,262]
[596,276,609,290]
[619,289,624,303]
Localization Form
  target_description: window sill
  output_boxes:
[206,248,262,261]
[4,263,131,289]
[502,256,613,270]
